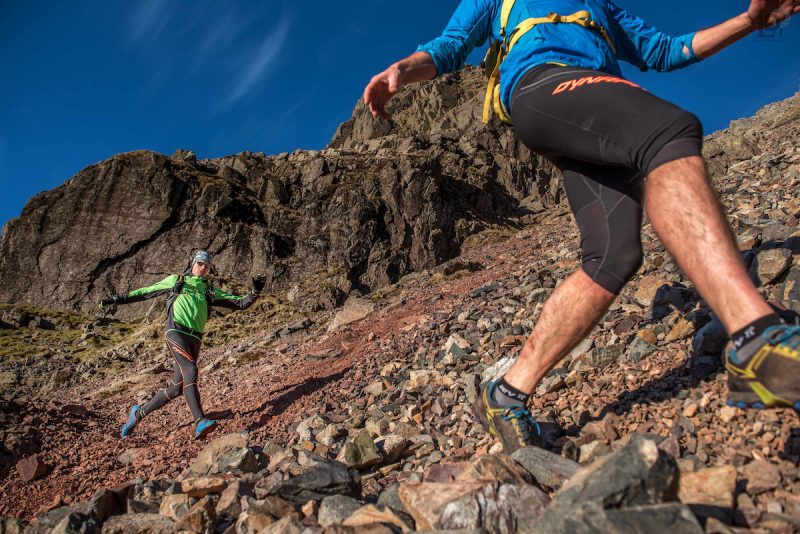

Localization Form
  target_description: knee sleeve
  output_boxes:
[644,110,703,175]
[576,201,643,295]
[581,242,643,295]
[584,245,643,290]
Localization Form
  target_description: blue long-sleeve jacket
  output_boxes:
[417,0,699,113]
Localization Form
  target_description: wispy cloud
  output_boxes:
[224,14,292,107]
[127,0,175,45]
[196,10,243,58]
[346,21,368,38]
[278,81,323,121]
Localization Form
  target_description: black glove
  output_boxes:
[98,296,117,314]
[250,276,266,294]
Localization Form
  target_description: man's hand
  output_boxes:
[747,0,800,29]
[362,52,438,121]
[363,64,403,120]
[250,275,266,295]
[693,0,799,59]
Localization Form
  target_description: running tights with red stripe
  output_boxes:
[141,330,203,421]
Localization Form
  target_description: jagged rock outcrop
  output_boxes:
[0,67,560,317]
[703,93,800,178]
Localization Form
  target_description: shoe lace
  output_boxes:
[501,406,541,445]
[764,325,800,351]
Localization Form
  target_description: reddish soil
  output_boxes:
[0,224,534,520]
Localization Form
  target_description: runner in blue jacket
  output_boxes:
[364,0,800,454]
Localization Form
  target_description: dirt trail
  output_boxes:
[0,222,532,520]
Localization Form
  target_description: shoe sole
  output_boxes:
[195,421,217,440]
[727,381,800,411]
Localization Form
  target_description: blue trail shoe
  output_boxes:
[120,405,141,439]
[195,418,217,440]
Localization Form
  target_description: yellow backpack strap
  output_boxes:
[556,11,616,53]
[500,0,516,36]
[482,42,503,123]
[492,83,512,123]
[484,5,617,125]
[507,11,616,54]
[482,0,516,123]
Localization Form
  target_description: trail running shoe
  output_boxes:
[120,405,141,439]
[726,325,800,410]
[194,418,217,440]
[472,381,541,454]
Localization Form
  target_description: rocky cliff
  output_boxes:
[0,67,560,318]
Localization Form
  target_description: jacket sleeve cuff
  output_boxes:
[671,31,700,69]
[415,44,444,77]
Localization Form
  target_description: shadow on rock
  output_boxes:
[242,369,349,431]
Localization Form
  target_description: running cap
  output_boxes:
[192,250,213,266]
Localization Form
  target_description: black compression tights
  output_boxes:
[510,64,703,294]
[141,330,204,421]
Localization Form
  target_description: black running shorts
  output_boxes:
[510,64,703,293]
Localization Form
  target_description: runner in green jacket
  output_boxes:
[100,250,264,440]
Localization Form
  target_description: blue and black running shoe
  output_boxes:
[120,405,141,439]
[727,325,800,411]
[194,418,217,440]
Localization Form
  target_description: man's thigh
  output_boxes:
[510,65,701,175]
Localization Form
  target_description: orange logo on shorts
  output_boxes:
[553,76,643,94]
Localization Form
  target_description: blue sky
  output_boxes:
[1,1,798,228]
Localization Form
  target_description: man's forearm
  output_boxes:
[692,12,756,60]
[394,51,438,86]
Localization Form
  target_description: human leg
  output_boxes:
[643,157,800,408]
[475,159,644,452]
[121,343,183,438]
[504,65,790,414]
[504,161,644,392]
[164,331,218,438]
[139,359,184,416]
[645,156,774,333]
[164,333,204,421]
[473,268,618,451]
[473,66,715,451]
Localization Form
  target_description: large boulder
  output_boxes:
[268,456,361,504]
[398,481,549,532]
[511,446,581,490]
[100,513,174,534]
[531,438,687,533]
[188,432,253,476]
[529,502,703,534]
[551,437,679,509]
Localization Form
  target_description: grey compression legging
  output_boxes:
[141,329,204,421]
[510,64,703,294]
